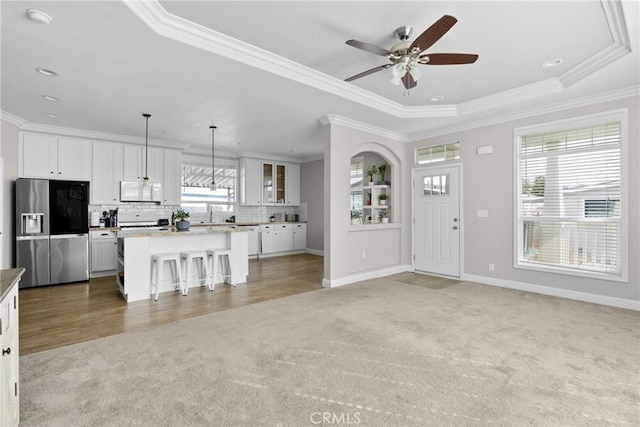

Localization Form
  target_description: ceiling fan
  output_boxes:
[345,15,478,90]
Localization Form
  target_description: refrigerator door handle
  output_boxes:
[50,233,89,239]
[16,235,49,241]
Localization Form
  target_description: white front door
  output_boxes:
[412,165,461,277]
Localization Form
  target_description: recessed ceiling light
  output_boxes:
[542,58,564,68]
[46,113,59,119]
[42,95,59,102]
[430,95,444,102]
[155,130,166,135]
[35,68,58,77]
[26,9,52,25]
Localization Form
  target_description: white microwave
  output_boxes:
[120,181,162,202]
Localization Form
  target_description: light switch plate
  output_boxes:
[477,209,489,217]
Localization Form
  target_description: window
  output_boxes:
[350,156,364,212]
[416,142,459,164]
[181,159,236,214]
[514,110,627,281]
[423,174,449,196]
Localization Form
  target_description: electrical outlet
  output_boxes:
[477,210,489,218]
[362,250,366,259]
[488,263,495,271]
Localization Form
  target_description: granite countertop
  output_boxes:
[90,221,305,232]
[1,268,25,302]
[115,226,251,238]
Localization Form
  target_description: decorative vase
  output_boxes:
[176,220,190,231]
[381,218,389,224]
[351,218,361,225]
[379,200,387,206]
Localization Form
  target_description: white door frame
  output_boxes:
[411,162,464,278]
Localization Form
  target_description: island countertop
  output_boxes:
[114,226,252,239]
[1,268,25,302]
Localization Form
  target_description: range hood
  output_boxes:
[120,181,161,202]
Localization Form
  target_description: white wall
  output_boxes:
[324,123,411,284]
[408,96,639,302]
[301,159,324,252]
[1,119,19,268]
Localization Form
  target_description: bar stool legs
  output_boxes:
[181,251,212,292]
[207,249,235,289]
[150,254,186,301]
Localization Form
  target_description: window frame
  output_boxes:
[512,109,628,282]
[415,142,460,165]
[180,156,238,215]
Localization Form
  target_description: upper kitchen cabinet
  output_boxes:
[91,141,124,204]
[20,133,92,180]
[163,149,182,206]
[123,146,164,183]
[239,158,261,205]
[239,158,300,206]
[123,145,143,181]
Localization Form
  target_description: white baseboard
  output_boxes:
[463,273,640,311]
[306,248,324,256]
[322,264,412,288]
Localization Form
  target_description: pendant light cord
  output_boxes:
[143,113,151,180]
[210,125,217,188]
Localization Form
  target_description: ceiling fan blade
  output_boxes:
[401,73,417,90]
[345,64,392,82]
[421,53,479,65]
[345,40,391,57]
[410,15,457,52]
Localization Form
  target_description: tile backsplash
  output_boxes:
[89,203,308,224]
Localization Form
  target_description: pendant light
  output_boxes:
[142,113,151,188]
[210,125,217,190]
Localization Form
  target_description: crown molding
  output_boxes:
[458,79,564,116]
[558,0,632,88]
[319,114,409,142]
[408,85,640,141]
[0,110,27,127]
[14,119,188,150]
[123,0,632,121]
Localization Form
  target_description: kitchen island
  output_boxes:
[115,227,249,302]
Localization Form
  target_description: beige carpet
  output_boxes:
[20,276,640,426]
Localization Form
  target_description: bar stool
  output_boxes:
[150,253,186,301]
[207,249,235,289]
[181,250,212,292]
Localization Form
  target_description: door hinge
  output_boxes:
[15,382,18,396]
[0,319,2,335]
[14,295,16,309]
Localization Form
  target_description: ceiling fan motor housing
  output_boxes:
[394,25,413,41]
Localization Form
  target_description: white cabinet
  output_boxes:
[91,141,124,204]
[239,158,262,205]
[274,224,294,252]
[293,223,307,250]
[260,224,276,254]
[20,133,91,180]
[0,284,19,427]
[286,163,301,206]
[163,149,182,206]
[240,158,300,206]
[90,231,117,277]
[123,145,144,181]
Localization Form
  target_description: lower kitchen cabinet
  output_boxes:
[90,231,117,277]
[260,223,306,255]
[293,223,307,250]
[0,282,20,427]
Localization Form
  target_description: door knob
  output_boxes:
[452,225,458,230]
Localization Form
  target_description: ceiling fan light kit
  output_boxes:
[345,15,478,91]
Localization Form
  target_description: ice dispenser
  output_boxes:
[22,213,44,234]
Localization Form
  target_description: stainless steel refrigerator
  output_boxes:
[16,179,90,288]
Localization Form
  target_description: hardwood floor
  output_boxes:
[19,253,324,355]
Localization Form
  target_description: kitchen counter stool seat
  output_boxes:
[181,250,212,292]
[150,253,186,301]
[207,249,235,289]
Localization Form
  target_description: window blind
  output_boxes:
[517,120,622,276]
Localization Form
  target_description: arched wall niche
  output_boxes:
[349,142,401,224]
